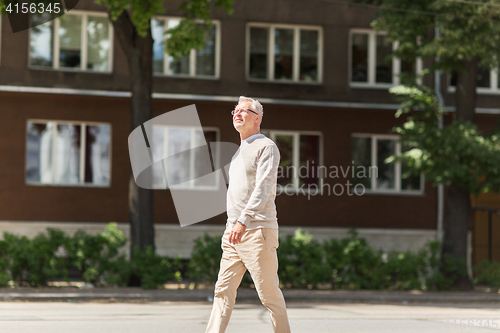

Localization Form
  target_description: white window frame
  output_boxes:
[151,126,221,191]
[448,68,500,95]
[246,22,323,84]
[28,10,114,72]
[352,133,424,195]
[152,17,221,79]
[263,130,323,194]
[25,119,112,187]
[349,29,423,89]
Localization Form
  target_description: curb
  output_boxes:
[0,288,499,304]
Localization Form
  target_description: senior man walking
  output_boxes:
[205,96,291,333]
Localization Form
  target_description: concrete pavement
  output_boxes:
[0,301,499,333]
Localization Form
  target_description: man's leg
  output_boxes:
[239,228,291,333]
[205,229,247,333]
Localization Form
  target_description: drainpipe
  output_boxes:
[434,26,445,244]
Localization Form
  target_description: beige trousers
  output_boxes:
[205,227,291,333]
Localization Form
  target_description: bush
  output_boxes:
[187,234,222,285]
[1,228,67,287]
[131,246,183,289]
[424,240,468,291]
[64,223,128,286]
[278,229,330,288]
[473,260,500,292]
[324,229,385,290]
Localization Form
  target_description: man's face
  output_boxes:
[233,101,259,132]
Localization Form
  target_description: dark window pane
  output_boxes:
[275,135,294,186]
[351,33,368,82]
[196,25,216,76]
[477,67,490,88]
[376,35,392,83]
[376,139,395,189]
[400,60,416,85]
[299,30,318,82]
[351,137,371,189]
[30,14,53,67]
[84,125,110,185]
[274,28,294,80]
[299,135,320,186]
[59,15,82,68]
[151,19,165,73]
[451,68,491,88]
[249,27,268,79]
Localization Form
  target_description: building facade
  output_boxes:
[1,0,498,259]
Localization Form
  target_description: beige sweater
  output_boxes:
[226,134,280,230]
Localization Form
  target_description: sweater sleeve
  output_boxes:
[237,144,280,225]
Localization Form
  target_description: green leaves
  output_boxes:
[95,0,234,55]
[359,0,500,71]
[389,85,500,195]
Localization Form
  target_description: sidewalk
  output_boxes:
[0,286,499,304]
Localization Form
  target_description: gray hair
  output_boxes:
[238,96,264,123]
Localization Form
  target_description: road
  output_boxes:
[0,301,499,332]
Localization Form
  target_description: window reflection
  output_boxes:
[87,16,110,71]
[274,28,294,80]
[59,15,82,68]
[25,121,111,186]
[352,34,368,82]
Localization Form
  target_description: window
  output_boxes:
[351,134,423,194]
[449,67,500,94]
[29,11,113,72]
[151,127,219,189]
[247,23,323,83]
[262,130,322,192]
[25,120,111,186]
[151,18,220,78]
[350,30,423,87]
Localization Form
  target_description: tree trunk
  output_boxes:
[440,58,478,290]
[455,58,479,122]
[442,185,473,290]
[108,11,155,259]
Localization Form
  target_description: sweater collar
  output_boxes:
[242,133,264,144]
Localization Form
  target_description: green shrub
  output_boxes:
[278,229,330,288]
[326,229,385,290]
[2,228,67,287]
[64,223,128,286]
[424,240,467,291]
[131,246,181,289]
[377,249,428,290]
[187,234,222,285]
[473,260,500,292]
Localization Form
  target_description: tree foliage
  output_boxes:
[95,0,234,58]
[387,85,500,196]
[355,0,500,72]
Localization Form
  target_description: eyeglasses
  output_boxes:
[231,108,259,116]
